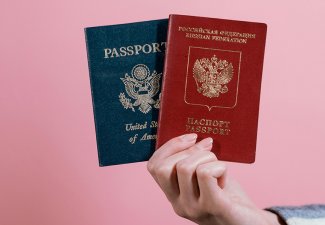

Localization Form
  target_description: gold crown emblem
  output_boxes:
[193,55,234,98]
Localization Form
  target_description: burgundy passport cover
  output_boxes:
[156,14,267,163]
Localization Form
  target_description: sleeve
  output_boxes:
[266,204,325,225]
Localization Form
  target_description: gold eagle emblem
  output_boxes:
[193,55,233,98]
[119,64,161,114]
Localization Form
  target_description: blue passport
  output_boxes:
[85,19,168,166]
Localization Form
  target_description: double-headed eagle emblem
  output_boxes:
[193,55,233,98]
[119,64,161,114]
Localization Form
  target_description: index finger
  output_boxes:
[149,133,198,163]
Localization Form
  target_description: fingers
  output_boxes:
[148,133,198,165]
[147,134,234,223]
[152,150,191,201]
[147,133,198,187]
[150,138,215,201]
[147,136,217,203]
[196,161,227,202]
[176,138,216,200]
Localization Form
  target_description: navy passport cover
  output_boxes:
[85,19,168,166]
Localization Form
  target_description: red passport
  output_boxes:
[156,14,267,163]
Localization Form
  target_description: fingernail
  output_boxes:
[181,133,198,141]
[198,137,213,148]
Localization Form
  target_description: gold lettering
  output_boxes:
[179,26,256,44]
[186,33,210,40]
[185,117,231,136]
[205,119,212,126]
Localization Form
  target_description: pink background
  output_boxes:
[1,1,325,225]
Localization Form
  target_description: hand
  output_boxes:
[147,133,283,225]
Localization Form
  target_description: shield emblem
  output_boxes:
[184,47,242,111]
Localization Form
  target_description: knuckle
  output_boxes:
[146,161,155,174]
[146,161,152,172]
[186,207,200,220]
[155,164,171,178]
[207,151,217,159]
[196,165,210,179]
[176,161,192,175]
[219,161,227,169]
[197,150,216,159]
[173,206,187,218]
